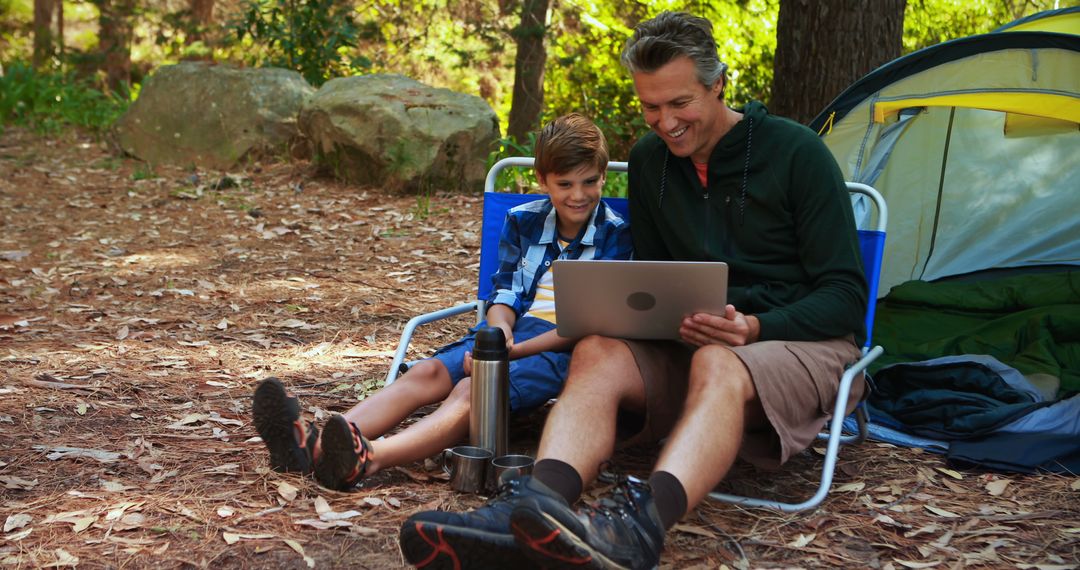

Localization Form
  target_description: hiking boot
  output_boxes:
[314,414,374,491]
[399,475,565,569]
[252,377,317,474]
[510,476,665,570]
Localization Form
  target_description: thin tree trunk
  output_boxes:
[97,0,137,92]
[187,0,215,43]
[771,0,906,125]
[506,0,551,144]
[32,0,63,69]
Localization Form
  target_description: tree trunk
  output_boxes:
[187,0,215,43]
[506,0,551,144]
[96,0,137,92]
[771,0,906,125]
[32,0,63,69]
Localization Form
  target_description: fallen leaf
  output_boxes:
[1071,479,1080,491]
[671,523,717,539]
[313,496,332,515]
[295,518,353,529]
[72,516,96,533]
[116,325,129,340]
[836,482,865,493]
[935,467,963,480]
[361,497,384,507]
[277,481,298,502]
[101,480,133,492]
[35,445,121,463]
[105,502,140,521]
[217,506,235,518]
[319,509,362,522]
[46,548,79,568]
[786,533,816,548]
[5,527,32,541]
[925,505,960,518]
[985,479,1010,497]
[0,475,38,490]
[894,559,942,568]
[223,532,276,545]
[4,514,32,532]
[283,539,316,568]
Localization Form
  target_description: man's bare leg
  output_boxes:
[654,344,767,509]
[535,335,646,486]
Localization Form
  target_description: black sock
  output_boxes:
[648,471,688,530]
[532,458,583,504]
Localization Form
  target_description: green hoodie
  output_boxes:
[627,101,867,344]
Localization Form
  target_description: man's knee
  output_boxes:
[689,345,754,401]
[572,335,629,361]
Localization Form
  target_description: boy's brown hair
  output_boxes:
[534,113,609,179]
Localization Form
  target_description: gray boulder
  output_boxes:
[114,62,313,168]
[299,74,499,193]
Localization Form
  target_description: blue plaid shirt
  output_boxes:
[488,199,633,317]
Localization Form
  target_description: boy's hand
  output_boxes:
[463,351,473,376]
[679,304,760,347]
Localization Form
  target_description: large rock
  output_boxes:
[299,74,499,193]
[114,62,313,168]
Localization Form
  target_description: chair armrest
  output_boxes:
[385,302,480,385]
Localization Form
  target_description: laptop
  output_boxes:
[552,260,728,340]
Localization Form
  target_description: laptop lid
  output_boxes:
[552,260,728,340]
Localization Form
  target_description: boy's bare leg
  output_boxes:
[341,359,454,439]
[535,335,646,485]
[364,378,472,475]
[653,344,767,509]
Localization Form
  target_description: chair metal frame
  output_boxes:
[383,158,889,514]
[707,182,888,512]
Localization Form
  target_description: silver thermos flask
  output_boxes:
[470,326,509,457]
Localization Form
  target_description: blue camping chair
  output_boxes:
[707,182,887,512]
[384,157,629,385]
[384,158,888,514]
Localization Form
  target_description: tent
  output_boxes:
[807,9,1079,464]
[809,7,1079,294]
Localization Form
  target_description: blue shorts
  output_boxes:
[430,316,569,413]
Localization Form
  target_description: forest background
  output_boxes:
[0,0,1071,170]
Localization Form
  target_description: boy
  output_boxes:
[252,113,633,493]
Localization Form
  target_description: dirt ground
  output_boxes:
[1,127,1077,569]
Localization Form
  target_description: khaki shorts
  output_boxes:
[617,337,864,470]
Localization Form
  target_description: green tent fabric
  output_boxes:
[870,271,1080,394]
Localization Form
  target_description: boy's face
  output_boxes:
[540,164,604,240]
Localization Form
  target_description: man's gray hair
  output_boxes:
[620,11,728,90]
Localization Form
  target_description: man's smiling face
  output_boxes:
[632,55,726,164]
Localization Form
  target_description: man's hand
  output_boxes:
[679,304,760,347]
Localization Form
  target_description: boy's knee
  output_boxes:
[404,360,446,384]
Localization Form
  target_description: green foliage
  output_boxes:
[0,62,129,134]
[234,0,370,86]
[540,0,778,159]
[903,0,1063,53]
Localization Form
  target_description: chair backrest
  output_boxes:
[847,183,888,350]
[479,158,887,349]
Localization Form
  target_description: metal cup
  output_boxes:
[487,454,534,491]
[440,445,493,493]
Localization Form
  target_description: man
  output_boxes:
[399,11,867,570]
